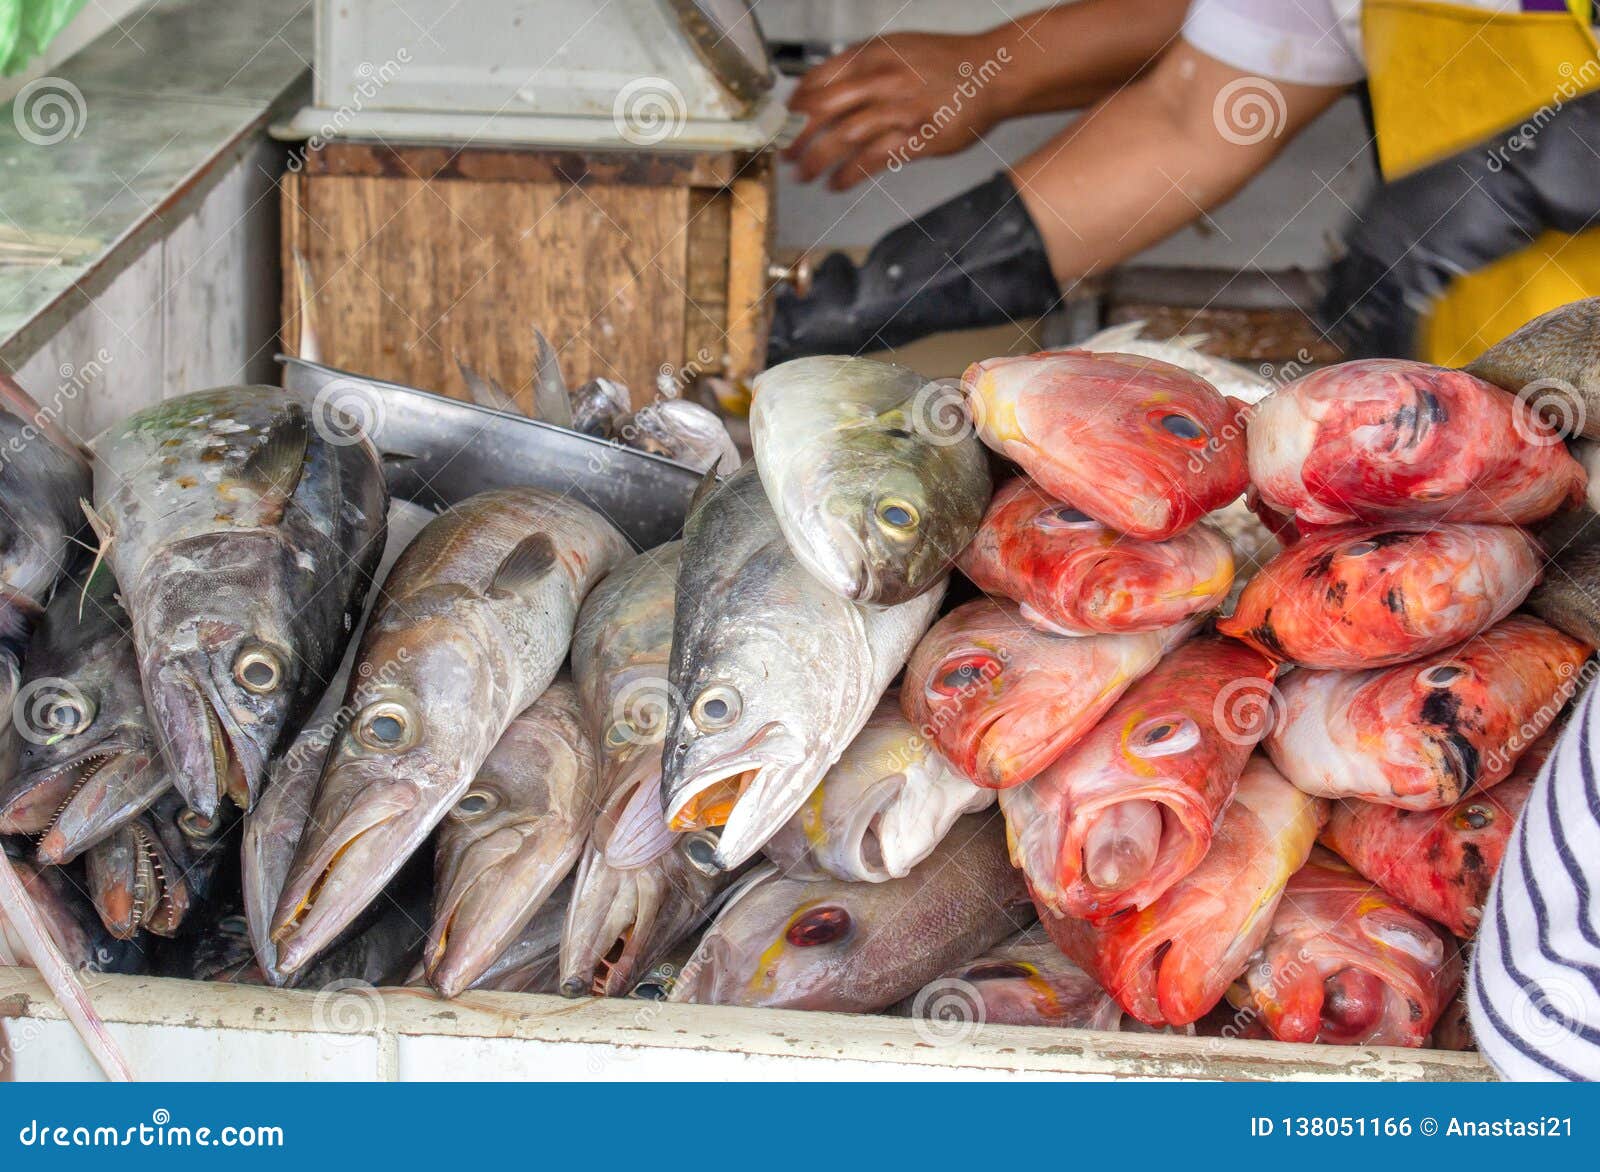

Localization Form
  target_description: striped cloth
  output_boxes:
[1469,679,1600,1080]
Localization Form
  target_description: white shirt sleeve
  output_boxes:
[1183,0,1367,86]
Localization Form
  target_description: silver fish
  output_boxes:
[762,693,992,883]
[662,465,944,870]
[91,386,389,817]
[269,488,627,977]
[622,399,740,475]
[750,355,990,604]
[460,877,572,994]
[1468,297,1600,439]
[668,814,1030,1011]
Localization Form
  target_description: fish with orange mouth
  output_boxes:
[1001,637,1277,920]
[1038,757,1324,1027]
[1265,615,1589,810]
[901,598,1193,789]
[962,350,1248,540]
[1319,724,1554,937]
[1218,522,1543,668]
[956,477,1235,635]
[1232,847,1463,1047]
[1248,358,1585,527]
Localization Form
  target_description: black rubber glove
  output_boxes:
[766,171,1061,365]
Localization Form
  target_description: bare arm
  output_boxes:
[1011,42,1347,284]
[786,0,1192,190]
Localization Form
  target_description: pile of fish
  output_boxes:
[5,298,1600,1069]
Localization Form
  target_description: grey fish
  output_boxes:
[1,838,146,975]
[894,924,1123,1031]
[668,814,1030,1011]
[762,693,992,883]
[662,465,944,870]
[750,356,990,604]
[1527,497,1600,648]
[269,488,627,977]
[91,386,390,817]
[426,677,598,998]
[241,499,434,986]
[570,378,632,438]
[0,566,169,859]
[0,373,92,717]
[1468,297,1600,439]
[85,789,234,939]
[460,877,572,994]
[622,399,740,474]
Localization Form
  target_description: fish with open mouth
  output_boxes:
[0,566,169,858]
[894,924,1124,1031]
[90,386,390,817]
[1234,847,1463,1047]
[1248,358,1585,527]
[85,789,234,939]
[425,677,598,998]
[0,372,92,718]
[270,488,627,979]
[750,355,990,604]
[1319,728,1546,938]
[668,814,1032,1011]
[962,349,1249,540]
[1218,523,1543,668]
[1467,296,1600,440]
[956,477,1234,635]
[662,465,943,870]
[901,598,1193,789]
[763,693,993,882]
[2,838,146,975]
[1039,756,1324,1027]
[1264,615,1588,810]
[1001,637,1277,920]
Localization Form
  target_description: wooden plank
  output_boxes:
[303,141,747,188]
[681,186,731,388]
[725,153,775,379]
[279,169,307,361]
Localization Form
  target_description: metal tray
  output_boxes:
[278,355,700,549]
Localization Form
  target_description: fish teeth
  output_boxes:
[36,752,114,845]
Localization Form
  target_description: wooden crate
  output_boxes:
[280,142,775,411]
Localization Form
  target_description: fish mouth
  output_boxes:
[834,778,905,883]
[269,781,424,976]
[34,744,167,864]
[426,824,581,999]
[663,723,810,869]
[146,660,258,817]
[558,847,664,998]
[1,744,125,836]
[88,820,186,939]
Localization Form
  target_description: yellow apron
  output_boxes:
[1362,0,1600,363]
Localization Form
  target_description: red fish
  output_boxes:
[1249,358,1585,526]
[956,477,1235,635]
[1217,522,1542,668]
[962,350,1248,540]
[901,599,1191,789]
[1001,637,1276,919]
[1265,615,1589,809]
[1039,757,1324,1027]
[1237,847,1463,1047]
[1319,725,1552,936]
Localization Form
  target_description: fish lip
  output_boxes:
[662,723,801,831]
[146,659,259,818]
[426,825,580,998]
[34,743,165,864]
[829,777,904,883]
[0,737,132,836]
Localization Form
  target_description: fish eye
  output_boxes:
[355,702,418,752]
[177,808,217,839]
[931,652,1002,698]
[604,722,633,748]
[1419,663,1466,688]
[1128,715,1201,759]
[785,905,852,947]
[680,831,722,874]
[876,497,920,532]
[1454,804,1494,832]
[1151,410,1208,445]
[453,790,497,818]
[632,979,670,1001]
[691,686,741,732]
[45,696,94,736]
[1343,540,1378,559]
[234,646,283,694]
[1033,505,1098,531]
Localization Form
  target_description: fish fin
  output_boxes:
[1171,332,1211,351]
[78,499,115,617]
[243,402,311,514]
[381,450,419,468]
[455,356,522,416]
[1080,320,1148,350]
[489,533,558,598]
[532,328,574,428]
[687,462,723,516]
[291,249,321,364]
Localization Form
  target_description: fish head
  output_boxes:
[85,816,191,939]
[137,533,307,816]
[268,612,494,976]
